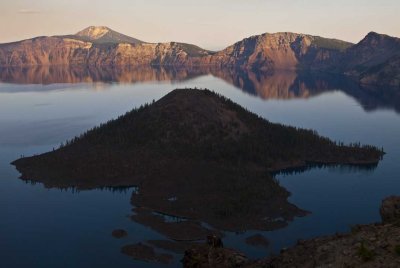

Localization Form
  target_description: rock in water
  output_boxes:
[111,229,128,239]
[121,243,173,264]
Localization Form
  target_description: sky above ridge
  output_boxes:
[0,0,399,50]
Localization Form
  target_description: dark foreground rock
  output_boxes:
[183,235,248,268]
[183,196,400,268]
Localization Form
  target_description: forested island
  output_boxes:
[12,88,384,261]
[12,88,383,188]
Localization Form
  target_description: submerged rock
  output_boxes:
[111,229,128,239]
[245,234,269,248]
[121,243,173,264]
[147,240,200,254]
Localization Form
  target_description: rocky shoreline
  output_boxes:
[183,196,400,268]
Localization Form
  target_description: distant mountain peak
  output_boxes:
[76,26,112,40]
[366,31,380,36]
[361,32,400,42]
[73,26,144,44]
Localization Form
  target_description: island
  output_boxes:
[11,88,384,260]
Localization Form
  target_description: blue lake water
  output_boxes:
[0,67,399,267]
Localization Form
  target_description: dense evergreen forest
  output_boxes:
[12,88,384,232]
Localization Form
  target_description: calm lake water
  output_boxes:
[0,66,399,267]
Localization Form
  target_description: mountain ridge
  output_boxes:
[0,27,399,87]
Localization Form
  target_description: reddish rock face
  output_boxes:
[0,30,351,70]
[0,39,212,67]
[1,28,399,87]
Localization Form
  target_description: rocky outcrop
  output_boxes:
[183,235,249,268]
[380,196,400,224]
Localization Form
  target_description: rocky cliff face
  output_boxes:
[0,37,92,66]
[0,27,399,87]
[208,32,352,71]
[0,28,351,68]
[0,38,213,67]
[0,26,214,67]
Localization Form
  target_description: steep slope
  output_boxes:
[208,32,353,71]
[343,32,400,74]
[0,36,93,66]
[342,32,400,87]
[359,55,400,87]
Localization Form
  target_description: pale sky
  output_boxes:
[0,0,399,50]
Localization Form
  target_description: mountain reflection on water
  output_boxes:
[1,65,399,113]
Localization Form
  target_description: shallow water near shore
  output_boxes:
[0,67,399,267]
